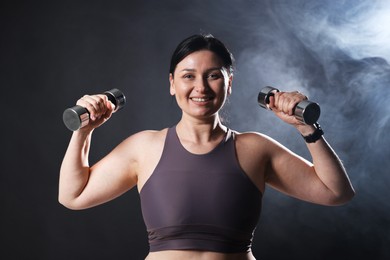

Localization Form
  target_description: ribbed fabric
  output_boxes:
[139,126,262,253]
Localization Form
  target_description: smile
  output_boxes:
[191,97,212,102]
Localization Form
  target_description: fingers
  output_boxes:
[76,94,114,121]
[269,91,307,116]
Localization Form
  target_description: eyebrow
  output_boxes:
[179,67,223,72]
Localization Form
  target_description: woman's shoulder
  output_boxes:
[232,129,274,142]
[231,129,284,152]
[123,128,169,146]
[111,128,169,156]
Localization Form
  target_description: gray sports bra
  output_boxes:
[139,126,262,253]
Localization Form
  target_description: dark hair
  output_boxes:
[169,34,235,77]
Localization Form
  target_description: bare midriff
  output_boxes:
[145,250,256,260]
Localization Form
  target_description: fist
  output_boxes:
[75,94,115,130]
[268,91,308,125]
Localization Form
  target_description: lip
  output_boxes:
[190,96,212,101]
[189,96,214,105]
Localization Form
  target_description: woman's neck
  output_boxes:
[176,115,227,144]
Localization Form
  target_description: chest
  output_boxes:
[139,142,262,229]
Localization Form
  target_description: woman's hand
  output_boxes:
[75,94,115,132]
[268,91,308,127]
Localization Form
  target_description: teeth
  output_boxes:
[192,97,209,102]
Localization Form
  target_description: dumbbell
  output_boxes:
[63,88,126,131]
[258,86,320,125]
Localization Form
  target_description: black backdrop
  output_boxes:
[1,1,389,259]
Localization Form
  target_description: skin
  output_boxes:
[59,50,355,260]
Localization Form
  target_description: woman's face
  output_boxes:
[169,50,232,120]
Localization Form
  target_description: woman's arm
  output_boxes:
[58,94,137,210]
[58,130,93,209]
[265,132,354,205]
[58,131,138,210]
[264,91,355,205]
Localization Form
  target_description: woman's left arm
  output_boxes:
[304,124,355,204]
[266,91,355,205]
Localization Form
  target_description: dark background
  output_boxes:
[1,0,389,259]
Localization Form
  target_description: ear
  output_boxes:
[169,73,175,96]
[227,74,233,95]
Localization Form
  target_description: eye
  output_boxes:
[183,74,194,79]
[207,73,222,80]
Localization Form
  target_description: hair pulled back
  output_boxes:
[169,34,234,77]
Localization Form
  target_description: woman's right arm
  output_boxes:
[58,94,137,210]
[58,130,94,209]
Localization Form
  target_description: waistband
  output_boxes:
[147,224,254,253]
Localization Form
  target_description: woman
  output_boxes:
[59,34,355,260]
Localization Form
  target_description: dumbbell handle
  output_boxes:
[258,86,320,125]
[63,88,126,131]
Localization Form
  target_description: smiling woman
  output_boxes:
[169,50,232,120]
[59,34,354,260]
[168,35,233,122]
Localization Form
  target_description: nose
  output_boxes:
[194,77,209,93]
